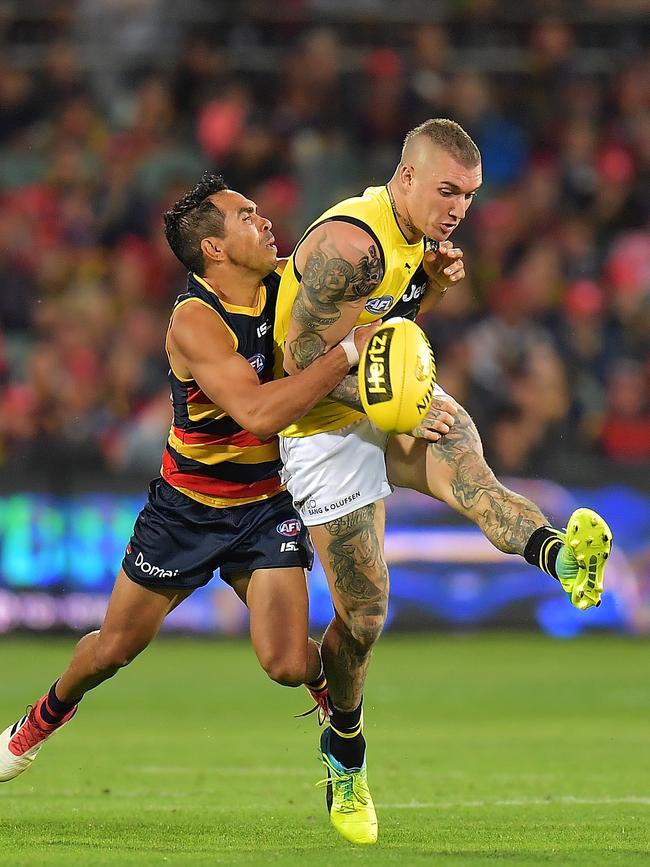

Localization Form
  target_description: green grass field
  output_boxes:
[0,633,648,866]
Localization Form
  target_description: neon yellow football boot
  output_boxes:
[318,728,377,845]
[556,508,612,610]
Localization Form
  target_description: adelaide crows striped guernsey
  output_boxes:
[161,271,283,508]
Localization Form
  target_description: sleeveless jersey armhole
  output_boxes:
[166,296,239,383]
[292,216,386,282]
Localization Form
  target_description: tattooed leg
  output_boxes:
[386,406,548,555]
[309,502,388,711]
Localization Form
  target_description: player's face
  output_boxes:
[406,147,482,242]
[212,191,278,273]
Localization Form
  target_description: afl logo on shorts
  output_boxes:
[276,519,301,537]
[364,295,394,315]
[248,353,265,374]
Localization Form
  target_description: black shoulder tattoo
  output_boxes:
[288,236,384,370]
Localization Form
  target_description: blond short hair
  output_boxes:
[402,119,481,167]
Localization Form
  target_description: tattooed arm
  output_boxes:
[329,374,364,412]
[283,221,384,374]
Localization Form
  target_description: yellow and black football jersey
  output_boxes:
[274,186,426,437]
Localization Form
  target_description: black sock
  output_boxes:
[524,526,563,581]
[38,681,79,725]
[329,701,365,769]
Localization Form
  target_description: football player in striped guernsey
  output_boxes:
[0,173,376,784]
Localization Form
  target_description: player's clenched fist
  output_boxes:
[423,239,465,294]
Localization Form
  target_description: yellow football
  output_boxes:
[358,317,436,434]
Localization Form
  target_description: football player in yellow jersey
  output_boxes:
[0,173,376,786]
[275,119,612,845]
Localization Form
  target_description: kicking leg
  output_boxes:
[388,405,547,554]
[0,569,192,782]
[387,403,612,608]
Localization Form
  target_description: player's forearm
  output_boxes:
[329,373,364,413]
[284,318,349,375]
[246,347,351,439]
[420,278,448,312]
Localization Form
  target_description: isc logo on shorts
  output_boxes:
[276,519,301,537]
[364,295,394,314]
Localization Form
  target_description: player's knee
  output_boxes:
[454,406,484,458]
[93,634,148,674]
[348,600,387,653]
[261,652,306,688]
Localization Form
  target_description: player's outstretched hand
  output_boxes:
[410,396,458,442]
[423,239,465,295]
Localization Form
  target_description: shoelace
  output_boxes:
[9,707,52,754]
[295,687,332,726]
[316,768,369,812]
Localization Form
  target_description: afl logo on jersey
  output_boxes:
[248,353,266,374]
[365,295,394,315]
[276,519,302,537]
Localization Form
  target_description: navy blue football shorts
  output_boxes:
[122,478,314,590]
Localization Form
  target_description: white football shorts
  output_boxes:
[279,384,449,526]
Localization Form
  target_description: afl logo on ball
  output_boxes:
[248,353,265,374]
[276,519,301,537]
[364,295,394,315]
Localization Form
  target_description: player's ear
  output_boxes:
[202,237,225,263]
[400,163,414,188]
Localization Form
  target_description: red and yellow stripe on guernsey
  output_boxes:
[161,426,284,508]
[184,383,228,424]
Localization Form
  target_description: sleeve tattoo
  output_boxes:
[430,407,547,554]
[329,373,364,412]
[288,238,383,370]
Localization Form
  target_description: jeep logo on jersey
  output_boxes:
[276,519,301,537]
[248,353,265,374]
[364,295,394,315]
[401,281,427,305]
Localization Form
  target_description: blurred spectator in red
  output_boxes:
[599,360,650,461]
[0,5,647,481]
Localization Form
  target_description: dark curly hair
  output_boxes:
[163,172,229,275]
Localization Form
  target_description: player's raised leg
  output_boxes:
[0,569,191,782]
[387,402,612,609]
[308,501,387,845]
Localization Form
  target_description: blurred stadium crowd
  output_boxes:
[0,1,648,487]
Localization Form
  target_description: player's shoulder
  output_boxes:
[313,185,390,254]
[301,217,381,267]
[316,217,376,251]
[169,295,235,352]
